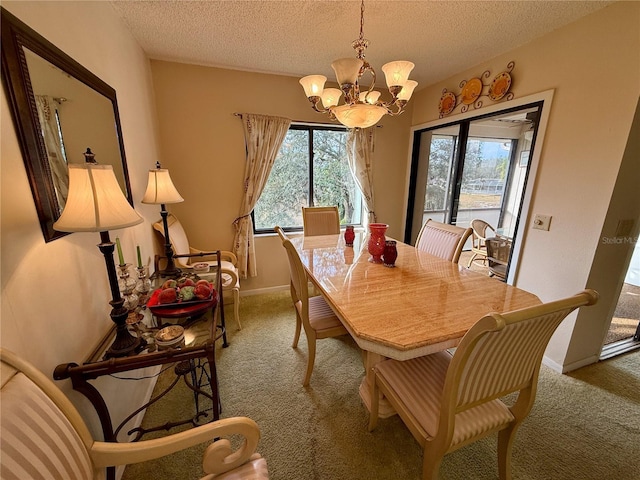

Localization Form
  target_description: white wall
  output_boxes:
[1,1,161,440]
[410,1,640,371]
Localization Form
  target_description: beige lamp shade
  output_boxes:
[299,75,327,98]
[381,61,415,88]
[332,103,387,129]
[331,58,364,85]
[397,80,418,101]
[321,88,343,108]
[53,164,143,232]
[141,168,184,205]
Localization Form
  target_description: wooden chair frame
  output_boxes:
[302,206,340,236]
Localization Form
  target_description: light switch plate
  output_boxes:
[533,214,552,231]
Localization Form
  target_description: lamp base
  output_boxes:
[156,265,182,279]
[105,306,146,358]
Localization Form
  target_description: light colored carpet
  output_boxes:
[122,290,640,480]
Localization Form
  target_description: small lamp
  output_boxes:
[54,164,144,358]
[141,162,184,278]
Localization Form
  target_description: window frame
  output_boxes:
[252,122,363,235]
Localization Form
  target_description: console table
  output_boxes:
[54,251,228,480]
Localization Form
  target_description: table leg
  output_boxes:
[358,351,396,418]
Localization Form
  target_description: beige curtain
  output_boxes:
[35,95,69,210]
[233,113,291,278]
[346,127,376,224]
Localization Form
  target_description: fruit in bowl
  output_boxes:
[177,277,195,288]
[158,287,178,304]
[194,282,212,300]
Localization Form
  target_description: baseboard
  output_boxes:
[542,353,599,373]
[240,285,289,296]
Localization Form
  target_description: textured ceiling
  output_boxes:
[109,0,613,89]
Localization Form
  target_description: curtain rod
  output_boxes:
[233,112,382,128]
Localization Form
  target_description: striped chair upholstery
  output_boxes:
[1,349,270,480]
[1,370,93,480]
[302,206,340,236]
[369,290,599,480]
[415,219,472,263]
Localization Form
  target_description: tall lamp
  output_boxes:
[141,162,184,278]
[54,164,144,358]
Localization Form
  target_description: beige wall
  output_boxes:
[149,60,412,292]
[1,1,162,440]
[410,1,640,371]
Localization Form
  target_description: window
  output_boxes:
[253,124,363,232]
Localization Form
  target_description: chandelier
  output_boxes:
[299,0,418,129]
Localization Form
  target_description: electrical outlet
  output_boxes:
[533,214,552,231]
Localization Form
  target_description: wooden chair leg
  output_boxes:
[233,288,241,330]
[467,252,477,268]
[303,334,316,386]
[422,445,444,480]
[368,375,380,431]
[292,312,302,348]
[497,424,518,480]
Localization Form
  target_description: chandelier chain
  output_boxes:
[352,0,369,59]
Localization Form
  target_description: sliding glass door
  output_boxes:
[406,102,543,280]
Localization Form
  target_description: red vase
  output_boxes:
[383,240,398,267]
[368,223,388,263]
[344,225,355,246]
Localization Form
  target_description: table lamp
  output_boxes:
[54,163,144,358]
[141,162,184,278]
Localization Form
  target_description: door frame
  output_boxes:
[403,89,555,284]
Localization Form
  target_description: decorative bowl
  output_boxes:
[192,262,210,273]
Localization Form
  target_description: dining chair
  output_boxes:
[275,225,349,386]
[368,289,599,480]
[414,219,472,263]
[153,213,242,329]
[302,206,340,236]
[486,236,512,281]
[0,348,269,480]
[466,219,497,267]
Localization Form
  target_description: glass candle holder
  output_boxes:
[383,240,398,267]
[134,266,152,304]
[117,264,139,311]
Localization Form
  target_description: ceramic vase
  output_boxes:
[368,223,388,263]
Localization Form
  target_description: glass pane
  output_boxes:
[312,129,362,225]
[254,129,309,230]
[424,132,457,215]
[455,136,511,229]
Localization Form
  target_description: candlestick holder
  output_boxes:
[117,263,139,311]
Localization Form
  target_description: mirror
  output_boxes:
[1,8,133,242]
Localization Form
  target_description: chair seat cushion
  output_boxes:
[201,454,268,480]
[375,352,514,447]
[306,296,344,332]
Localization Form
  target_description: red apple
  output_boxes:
[158,288,178,304]
[162,279,177,289]
[194,283,212,300]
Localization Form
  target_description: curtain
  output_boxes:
[346,127,376,224]
[35,95,69,210]
[233,113,291,278]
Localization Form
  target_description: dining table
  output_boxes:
[290,231,541,417]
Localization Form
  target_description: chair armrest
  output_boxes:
[189,248,238,267]
[90,417,260,474]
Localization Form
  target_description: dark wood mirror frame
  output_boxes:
[1,8,133,242]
